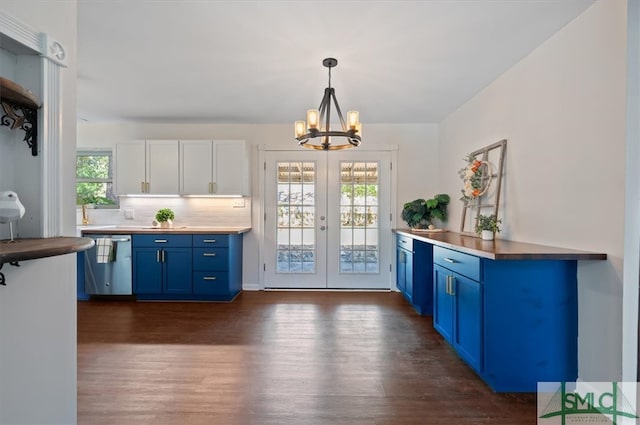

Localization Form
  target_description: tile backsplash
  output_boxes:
[77,197,251,228]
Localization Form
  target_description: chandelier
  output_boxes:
[294,58,361,150]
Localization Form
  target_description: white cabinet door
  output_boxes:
[214,140,248,195]
[179,140,249,196]
[146,140,180,194]
[180,140,213,195]
[115,140,146,195]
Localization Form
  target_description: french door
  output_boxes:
[263,149,391,289]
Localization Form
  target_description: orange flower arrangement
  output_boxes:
[459,154,491,202]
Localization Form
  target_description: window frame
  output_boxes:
[76,148,119,209]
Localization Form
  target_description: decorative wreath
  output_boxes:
[459,154,492,203]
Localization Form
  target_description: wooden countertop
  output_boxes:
[395,229,607,261]
[0,237,94,265]
[79,226,251,235]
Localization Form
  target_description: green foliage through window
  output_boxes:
[76,151,117,206]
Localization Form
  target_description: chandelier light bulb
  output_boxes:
[307,109,320,130]
[295,121,306,138]
[347,111,359,130]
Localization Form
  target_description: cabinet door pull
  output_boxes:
[445,276,450,295]
[209,182,213,194]
[146,182,150,193]
[203,253,217,257]
[203,239,217,243]
[156,250,161,263]
[154,239,168,243]
[449,276,455,296]
[203,276,217,281]
[141,182,145,192]
[212,182,217,193]
[444,257,456,263]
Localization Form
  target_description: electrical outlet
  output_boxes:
[232,198,245,208]
[124,208,135,219]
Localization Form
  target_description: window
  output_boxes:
[76,149,118,207]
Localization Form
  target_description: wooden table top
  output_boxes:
[395,229,607,261]
[0,236,94,265]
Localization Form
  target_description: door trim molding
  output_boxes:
[259,147,397,290]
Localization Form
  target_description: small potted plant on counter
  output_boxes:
[155,208,175,228]
[401,194,450,230]
[475,214,501,240]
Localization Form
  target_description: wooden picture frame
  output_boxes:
[460,139,507,236]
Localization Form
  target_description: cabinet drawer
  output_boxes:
[397,234,413,251]
[193,271,230,295]
[193,247,229,271]
[433,246,480,281]
[193,234,229,247]
[133,234,192,247]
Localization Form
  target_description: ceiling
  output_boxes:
[77,0,595,125]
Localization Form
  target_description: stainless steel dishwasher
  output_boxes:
[84,234,132,295]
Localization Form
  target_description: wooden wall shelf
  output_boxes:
[0,76,41,156]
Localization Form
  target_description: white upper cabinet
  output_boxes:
[115,140,180,195]
[146,140,180,194]
[180,140,249,196]
[115,140,146,195]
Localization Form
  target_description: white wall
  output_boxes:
[78,122,439,287]
[622,0,640,382]
[439,0,626,381]
[0,1,78,424]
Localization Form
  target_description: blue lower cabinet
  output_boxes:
[191,234,243,301]
[132,246,191,296]
[132,233,243,301]
[193,271,230,296]
[432,244,578,392]
[396,234,433,315]
[433,263,481,373]
[482,259,577,392]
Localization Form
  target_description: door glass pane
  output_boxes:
[276,162,316,273]
[339,161,379,274]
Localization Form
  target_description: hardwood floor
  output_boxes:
[78,291,536,424]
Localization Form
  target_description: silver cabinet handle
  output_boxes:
[203,253,217,257]
[203,239,217,243]
[444,258,456,263]
[141,182,145,192]
[146,182,150,193]
[203,276,217,281]
[154,239,167,243]
[212,182,217,193]
[156,250,161,263]
[111,238,130,243]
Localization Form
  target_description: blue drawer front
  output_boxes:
[133,234,192,248]
[193,234,229,247]
[397,234,413,251]
[433,246,480,281]
[193,247,229,271]
[193,271,230,295]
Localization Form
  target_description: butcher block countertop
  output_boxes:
[395,229,607,261]
[79,226,251,235]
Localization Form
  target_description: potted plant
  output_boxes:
[475,214,501,240]
[155,208,175,228]
[401,194,450,229]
